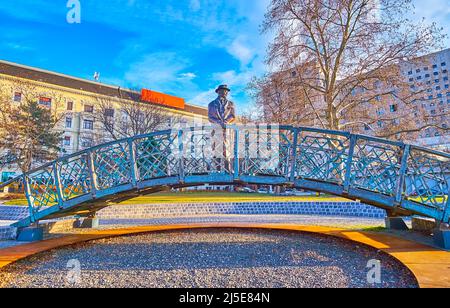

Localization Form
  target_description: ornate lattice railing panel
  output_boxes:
[135,132,179,180]
[351,138,402,196]
[406,149,449,210]
[294,130,350,184]
[58,154,91,200]
[182,127,233,176]
[1,125,448,227]
[27,165,59,212]
[240,126,293,177]
[93,142,132,190]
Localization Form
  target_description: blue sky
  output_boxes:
[0,0,449,112]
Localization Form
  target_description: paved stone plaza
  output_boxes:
[0,228,418,288]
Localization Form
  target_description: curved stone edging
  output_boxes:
[0,201,386,222]
[0,223,449,288]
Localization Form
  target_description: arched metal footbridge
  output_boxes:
[1,125,449,228]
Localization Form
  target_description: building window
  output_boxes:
[65,117,72,128]
[13,92,22,102]
[67,102,74,111]
[434,72,439,76]
[416,69,421,73]
[442,62,447,67]
[443,69,448,74]
[408,71,413,75]
[63,136,71,146]
[39,97,52,108]
[436,86,441,91]
[84,105,94,113]
[83,119,94,130]
[444,77,449,82]
[445,84,449,89]
[409,78,414,82]
[435,79,440,83]
[416,76,422,80]
[424,67,429,71]
[425,74,430,78]
[82,140,93,148]
[104,108,115,117]
[433,64,438,69]
[428,95,433,100]
[389,104,398,112]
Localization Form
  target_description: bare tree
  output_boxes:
[88,89,179,144]
[256,0,447,140]
[0,80,66,173]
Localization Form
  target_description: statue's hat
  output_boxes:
[215,85,231,93]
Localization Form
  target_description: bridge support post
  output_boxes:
[17,224,44,242]
[385,211,409,231]
[433,224,450,251]
[73,215,99,229]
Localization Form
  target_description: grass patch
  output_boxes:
[3,199,28,206]
[2,191,350,206]
[116,191,349,205]
[359,226,387,232]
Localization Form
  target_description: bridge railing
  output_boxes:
[0,125,448,225]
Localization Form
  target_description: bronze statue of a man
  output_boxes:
[207,85,236,174]
[208,85,236,127]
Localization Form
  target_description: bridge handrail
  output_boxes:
[0,125,448,227]
[1,125,448,188]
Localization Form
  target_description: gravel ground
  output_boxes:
[0,228,418,288]
[100,215,386,229]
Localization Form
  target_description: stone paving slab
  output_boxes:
[0,221,14,227]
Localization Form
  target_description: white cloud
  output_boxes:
[212,70,252,88]
[412,0,450,46]
[188,70,253,107]
[179,72,197,80]
[227,36,255,67]
[187,88,216,107]
[189,0,201,12]
[124,52,199,97]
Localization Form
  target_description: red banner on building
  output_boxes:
[141,89,185,110]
